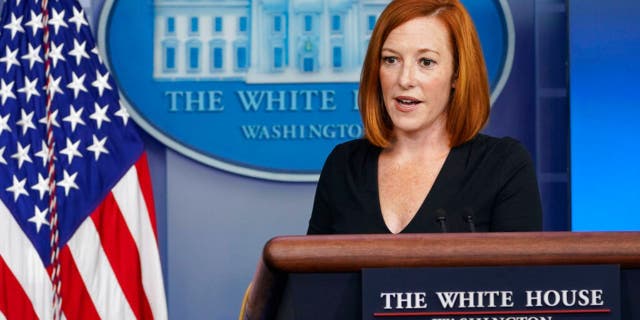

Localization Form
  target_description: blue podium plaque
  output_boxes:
[362,265,620,320]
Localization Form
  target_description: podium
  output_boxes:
[242,232,640,320]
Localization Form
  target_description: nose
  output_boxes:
[398,63,416,88]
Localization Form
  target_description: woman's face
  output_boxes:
[379,15,456,138]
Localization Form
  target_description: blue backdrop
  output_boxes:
[569,0,640,231]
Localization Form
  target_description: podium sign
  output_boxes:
[362,265,620,320]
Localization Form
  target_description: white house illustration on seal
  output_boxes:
[153,0,388,83]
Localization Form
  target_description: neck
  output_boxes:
[384,129,451,162]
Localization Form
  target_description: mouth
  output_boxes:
[394,96,422,110]
[395,96,422,105]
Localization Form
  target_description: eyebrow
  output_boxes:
[381,48,441,56]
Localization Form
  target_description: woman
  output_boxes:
[307,0,542,234]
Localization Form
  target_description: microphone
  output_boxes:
[463,207,476,232]
[435,208,447,233]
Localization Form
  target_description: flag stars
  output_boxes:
[92,70,112,97]
[39,109,61,128]
[21,43,44,69]
[67,72,88,98]
[47,76,64,101]
[115,103,130,125]
[6,175,28,201]
[68,39,90,66]
[0,113,11,136]
[31,173,50,200]
[25,11,44,36]
[87,135,109,161]
[57,169,79,196]
[3,13,24,40]
[49,42,66,68]
[0,79,16,104]
[60,138,83,164]
[35,140,53,167]
[0,146,7,165]
[18,76,40,103]
[91,46,103,63]
[63,105,86,132]
[16,109,36,135]
[48,9,69,35]
[69,6,89,33]
[90,103,111,129]
[28,206,50,233]
[0,47,20,72]
[11,142,33,169]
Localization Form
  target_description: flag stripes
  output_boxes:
[0,154,166,320]
[0,201,53,320]
[0,154,166,319]
[90,192,154,320]
[0,256,39,320]
[1,156,167,320]
[134,153,159,241]
[114,157,167,319]
[58,246,100,320]
[67,210,136,319]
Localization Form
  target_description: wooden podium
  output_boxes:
[242,232,640,320]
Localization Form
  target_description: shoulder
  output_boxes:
[456,134,535,182]
[464,134,532,164]
[467,134,523,150]
[331,138,377,153]
[320,138,379,181]
[325,138,379,165]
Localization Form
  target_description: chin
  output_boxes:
[392,122,425,134]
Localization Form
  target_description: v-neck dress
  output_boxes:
[307,134,542,234]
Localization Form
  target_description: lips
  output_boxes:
[394,96,422,112]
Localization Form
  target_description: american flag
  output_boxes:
[0,0,167,319]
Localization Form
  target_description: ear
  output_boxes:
[451,72,458,88]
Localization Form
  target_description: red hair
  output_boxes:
[359,0,490,147]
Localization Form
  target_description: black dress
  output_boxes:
[307,134,542,234]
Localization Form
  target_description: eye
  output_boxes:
[419,58,436,67]
[382,56,398,64]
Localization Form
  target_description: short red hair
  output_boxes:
[359,0,490,147]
